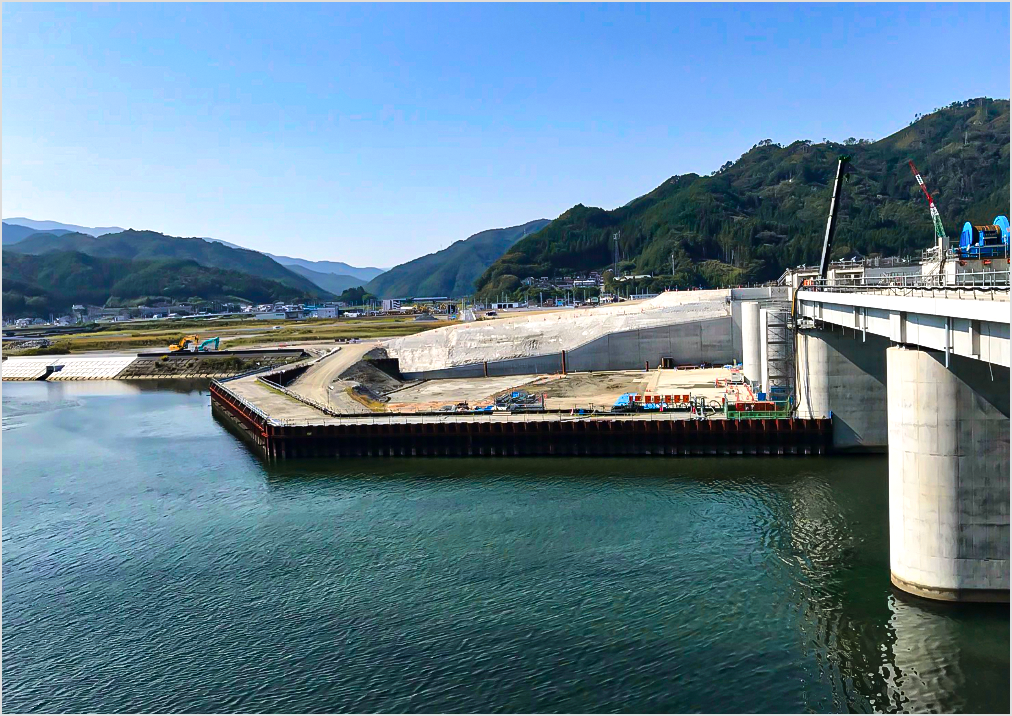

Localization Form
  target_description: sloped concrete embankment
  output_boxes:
[386,290,735,379]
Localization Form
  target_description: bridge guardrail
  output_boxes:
[803,269,1009,292]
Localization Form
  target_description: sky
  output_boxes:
[3,3,1009,266]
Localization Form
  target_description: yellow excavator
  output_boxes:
[168,334,200,352]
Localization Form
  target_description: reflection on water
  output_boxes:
[2,382,1008,713]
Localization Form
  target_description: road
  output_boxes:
[287,340,380,412]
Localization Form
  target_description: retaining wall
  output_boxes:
[399,317,735,380]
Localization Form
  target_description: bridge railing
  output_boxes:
[802,269,1009,292]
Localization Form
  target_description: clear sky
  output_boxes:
[3,3,1008,266]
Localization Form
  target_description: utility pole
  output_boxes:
[670,251,675,276]
[613,231,620,279]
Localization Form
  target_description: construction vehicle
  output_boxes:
[197,337,220,352]
[168,335,200,352]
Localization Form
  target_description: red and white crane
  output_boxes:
[908,160,948,255]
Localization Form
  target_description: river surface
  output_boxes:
[2,381,1008,713]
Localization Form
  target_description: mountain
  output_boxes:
[3,218,125,237]
[203,237,244,249]
[365,219,551,298]
[267,254,387,282]
[3,222,75,244]
[4,229,330,297]
[476,98,1011,297]
[285,264,364,294]
[3,251,314,317]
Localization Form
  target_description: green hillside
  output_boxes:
[3,251,318,317]
[476,98,1010,297]
[6,229,329,297]
[367,219,550,298]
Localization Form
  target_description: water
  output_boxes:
[2,381,1008,713]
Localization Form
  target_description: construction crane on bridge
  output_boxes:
[908,160,948,261]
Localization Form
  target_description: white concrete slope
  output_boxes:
[2,355,138,380]
[386,290,731,373]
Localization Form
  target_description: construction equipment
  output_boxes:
[197,337,220,352]
[958,215,1010,259]
[168,334,200,352]
[908,160,948,260]
[818,155,851,279]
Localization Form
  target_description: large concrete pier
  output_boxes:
[887,348,1010,602]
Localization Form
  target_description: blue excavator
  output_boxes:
[197,336,220,352]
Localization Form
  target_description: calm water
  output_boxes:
[2,381,1008,713]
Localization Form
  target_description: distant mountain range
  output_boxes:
[4,229,329,298]
[5,219,389,291]
[3,216,547,300]
[4,251,312,317]
[266,255,387,283]
[3,218,126,237]
[366,219,551,298]
[283,264,365,294]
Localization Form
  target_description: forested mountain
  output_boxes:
[366,219,550,298]
[3,251,317,317]
[5,229,329,297]
[476,98,1010,297]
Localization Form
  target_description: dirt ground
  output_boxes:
[380,366,738,412]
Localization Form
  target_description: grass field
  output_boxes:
[12,316,452,354]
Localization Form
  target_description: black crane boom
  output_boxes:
[819,155,850,279]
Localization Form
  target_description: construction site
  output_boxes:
[6,154,1007,463]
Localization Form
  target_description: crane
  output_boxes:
[818,156,850,279]
[908,160,948,258]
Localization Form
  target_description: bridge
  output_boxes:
[788,269,1009,603]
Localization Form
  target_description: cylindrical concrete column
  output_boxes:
[887,346,1010,602]
[741,301,762,385]
[795,327,888,450]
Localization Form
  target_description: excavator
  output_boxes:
[168,334,200,352]
[168,335,220,352]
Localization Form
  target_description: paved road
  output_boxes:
[288,341,380,412]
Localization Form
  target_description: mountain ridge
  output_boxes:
[4,229,331,298]
[267,254,386,282]
[3,251,317,317]
[366,219,551,298]
[3,218,125,237]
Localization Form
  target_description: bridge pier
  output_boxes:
[887,346,1010,602]
[795,326,889,451]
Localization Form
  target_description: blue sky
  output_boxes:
[3,3,1008,266]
